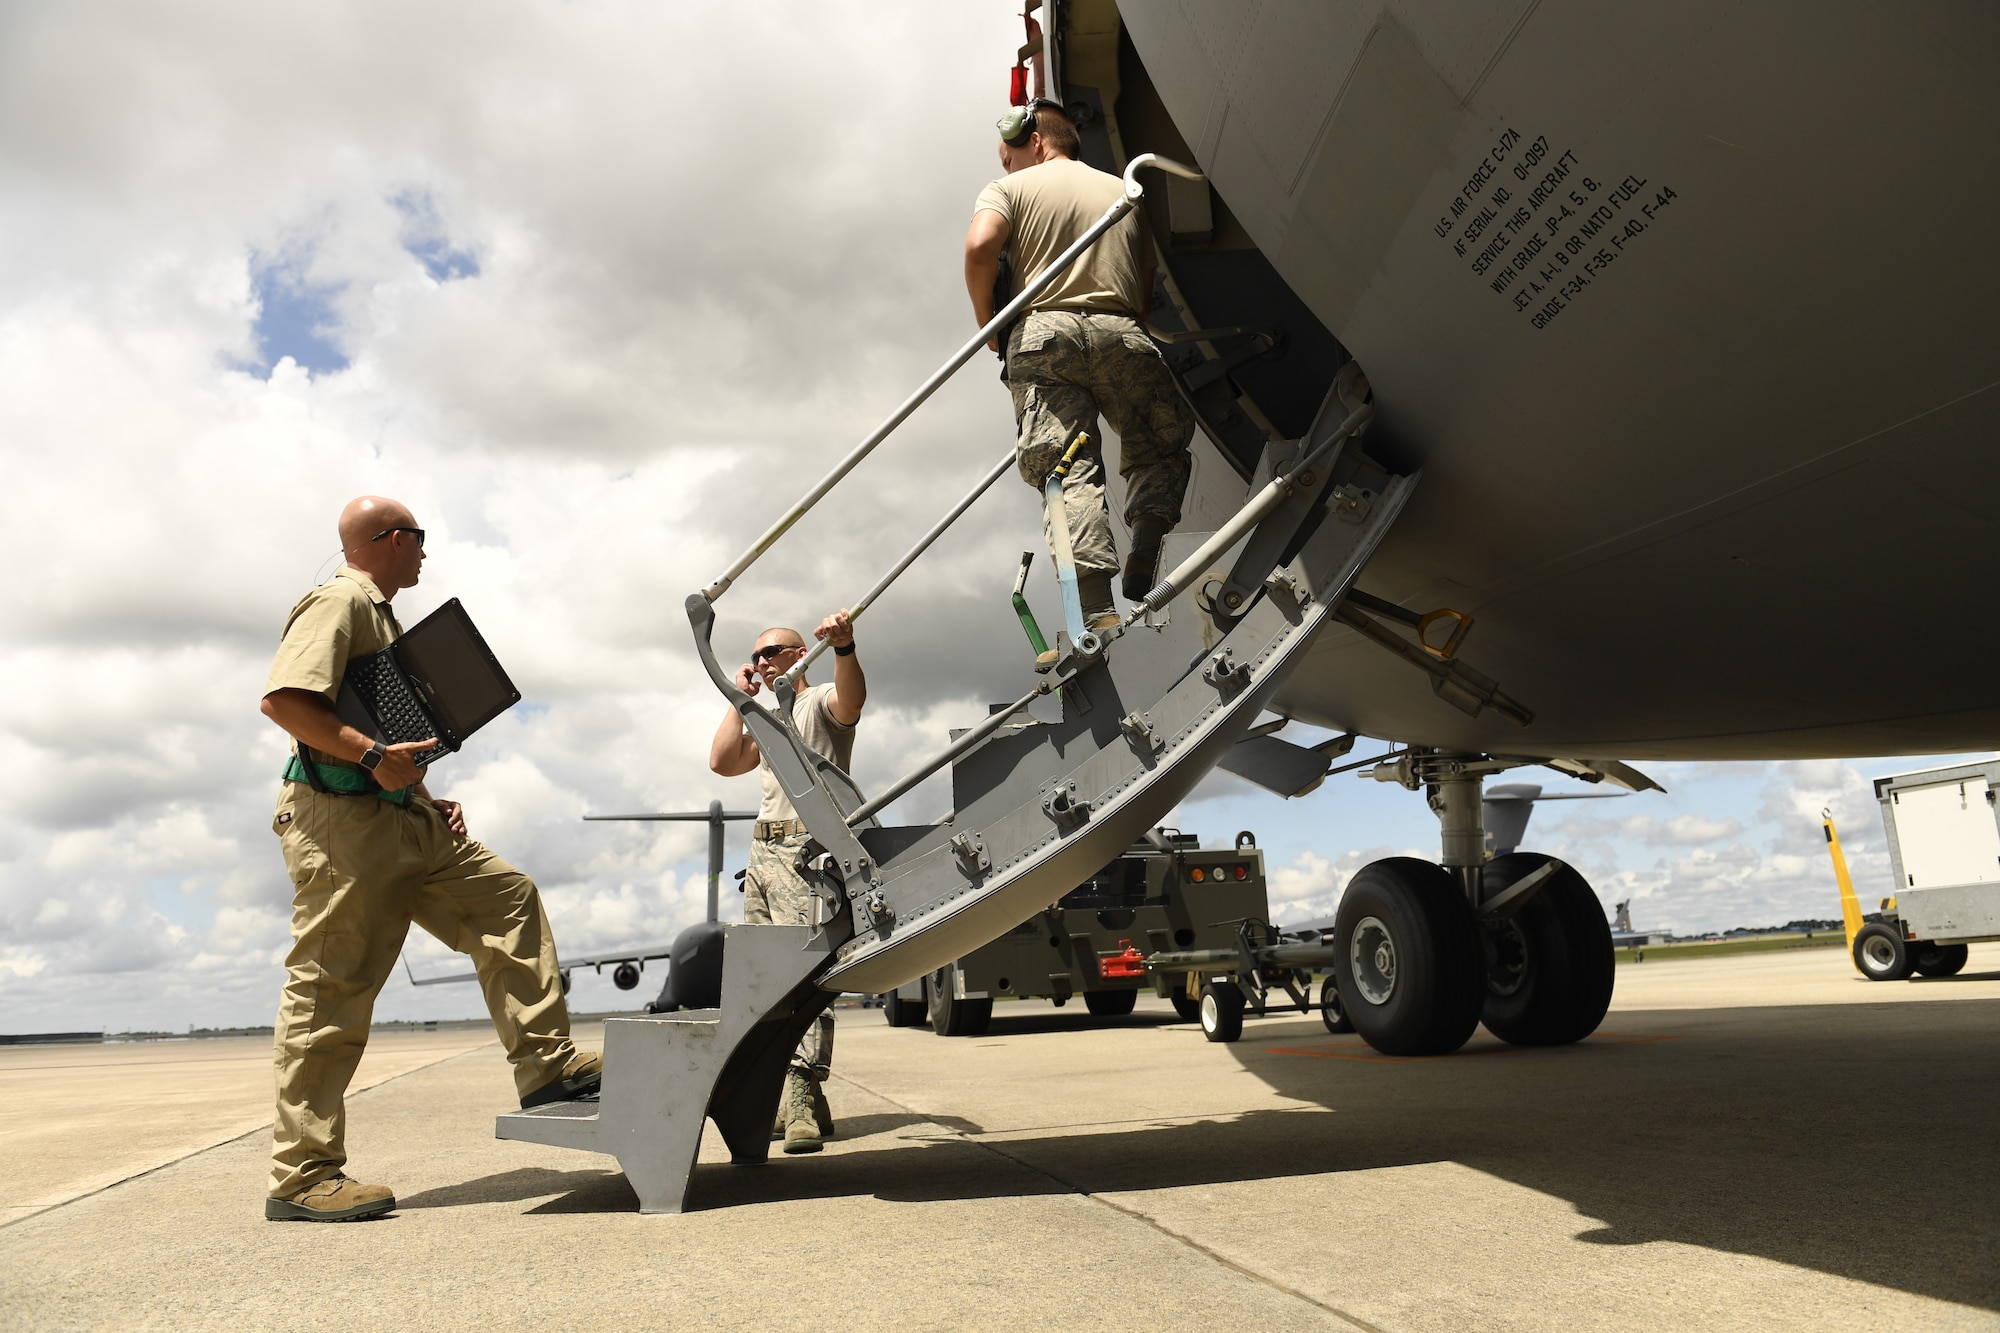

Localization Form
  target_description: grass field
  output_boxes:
[1615,933,1846,964]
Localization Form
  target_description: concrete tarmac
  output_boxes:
[2,944,1997,1331]
[0,1027,498,1227]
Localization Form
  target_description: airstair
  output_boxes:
[497,155,1417,1212]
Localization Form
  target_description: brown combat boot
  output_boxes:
[781,1070,823,1154]
[521,1049,602,1109]
[265,1174,396,1222]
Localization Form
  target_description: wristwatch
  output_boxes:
[358,741,388,772]
[833,642,856,656]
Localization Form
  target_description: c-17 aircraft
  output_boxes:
[494,1,2000,1212]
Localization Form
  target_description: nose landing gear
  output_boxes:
[1332,752,1637,1055]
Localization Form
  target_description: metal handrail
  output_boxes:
[842,678,1058,827]
[784,448,1015,686]
[688,153,1205,843]
[696,153,1205,605]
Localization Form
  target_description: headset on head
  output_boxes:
[997,97,1066,148]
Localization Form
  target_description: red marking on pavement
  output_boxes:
[1264,1032,1684,1064]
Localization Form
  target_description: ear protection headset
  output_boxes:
[997,98,1065,148]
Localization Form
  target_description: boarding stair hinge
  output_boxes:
[1207,364,1379,627]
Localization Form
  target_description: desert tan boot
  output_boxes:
[265,1174,396,1222]
[780,1070,823,1155]
[810,1078,835,1138]
[774,1075,837,1141]
[521,1049,602,1109]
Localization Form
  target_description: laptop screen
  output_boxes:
[393,598,522,745]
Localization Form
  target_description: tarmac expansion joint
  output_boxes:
[825,1070,1387,1333]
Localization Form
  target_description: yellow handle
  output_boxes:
[1052,430,1092,481]
[1416,607,1473,660]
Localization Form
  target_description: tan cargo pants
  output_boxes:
[268,785,577,1198]
[743,832,833,1078]
[1006,309,1196,577]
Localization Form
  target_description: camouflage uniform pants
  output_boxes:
[743,832,833,1079]
[1007,310,1196,577]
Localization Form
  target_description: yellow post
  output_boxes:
[1822,807,1865,975]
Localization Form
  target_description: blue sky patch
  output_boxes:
[393,189,481,282]
[249,253,349,375]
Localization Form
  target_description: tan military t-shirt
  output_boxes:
[265,567,401,766]
[757,683,856,822]
[974,156,1152,317]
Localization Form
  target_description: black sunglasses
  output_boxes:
[751,643,802,663]
[370,527,426,547]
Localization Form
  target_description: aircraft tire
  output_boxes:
[1084,988,1138,1017]
[881,989,922,1027]
[1170,991,1201,1022]
[1319,974,1354,1034]
[1853,923,1912,981]
[928,965,992,1036]
[1334,858,1484,1056]
[1478,853,1616,1047]
[1911,941,1969,978]
[1199,981,1245,1042]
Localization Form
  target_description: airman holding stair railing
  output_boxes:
[708,610,866,1154]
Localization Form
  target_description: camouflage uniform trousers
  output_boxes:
[1006,309,1197,578]
[743,831,833,1080]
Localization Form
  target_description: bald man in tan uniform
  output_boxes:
[258,496,597,1222]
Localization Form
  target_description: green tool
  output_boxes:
[1011,550,1051,658]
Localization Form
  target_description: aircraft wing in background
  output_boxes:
[401,943,677,990]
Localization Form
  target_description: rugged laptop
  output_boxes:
[334,598,520,766]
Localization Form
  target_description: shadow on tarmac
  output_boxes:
[426,997,1998,1312]
[931,1008,1185,1039]
[1216,998,2000,1314]
[397,1167,631,1211]
[718,997,2000,1310]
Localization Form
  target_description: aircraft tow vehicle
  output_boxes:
[1824,759,2000,981]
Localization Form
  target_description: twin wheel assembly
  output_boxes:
[1333,853,1613,1054]
[1194,850,1615,1056]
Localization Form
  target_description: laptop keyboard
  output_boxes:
[348,652,445,764]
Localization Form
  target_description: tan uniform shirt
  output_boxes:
[757,683,856,822]
[265,567,401,768]
[974,157,1153,317]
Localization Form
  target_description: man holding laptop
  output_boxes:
[257,495,598,1222]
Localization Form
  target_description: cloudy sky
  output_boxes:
[0,2,1984,1034]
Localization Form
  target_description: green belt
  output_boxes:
[282,755,411,806]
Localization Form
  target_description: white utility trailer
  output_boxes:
[1833,760,2000,980]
